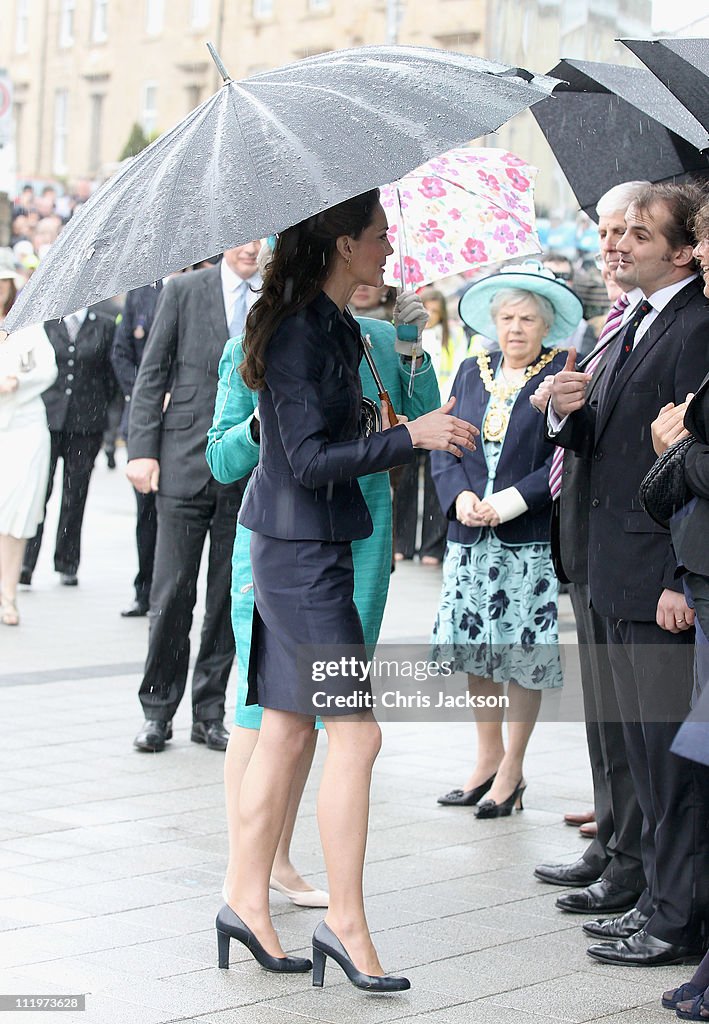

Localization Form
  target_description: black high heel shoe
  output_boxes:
[216,905,312,973]
[437,772,496,806]
[312,921,410,991]
[474,779,526,819]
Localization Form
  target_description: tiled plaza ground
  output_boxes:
[0,454,680,1023]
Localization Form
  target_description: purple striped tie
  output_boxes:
[548,293,630,500]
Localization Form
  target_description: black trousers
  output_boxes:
[606,616,709,946]
[138,479,243,723]
[23,430,103,575]
[394,450,447,560]
[133,489,157,605]
[569,585,644,892]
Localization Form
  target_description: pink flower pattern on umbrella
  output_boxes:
[506,167,530,190]
[381,147,539,286]
[419,177,447,199]
[461,238,489,264]
[420,219,445,243]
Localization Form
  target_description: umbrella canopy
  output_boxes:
[4,45,559,335]
[532,58,709,218]
[622,38,709,133]
[380,147,540,288]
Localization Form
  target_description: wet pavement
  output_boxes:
[0,453,676,1023]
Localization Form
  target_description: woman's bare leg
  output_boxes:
[224,724,320,902]
[229,708,315,955]
[486,681,541,803]
[320,712,383,975]
[461,673,505,792]
[271,729,319,890]
[0,535,26,606]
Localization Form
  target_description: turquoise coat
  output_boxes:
[206,316,440,728]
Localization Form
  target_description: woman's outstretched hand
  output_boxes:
[404,397,478,456]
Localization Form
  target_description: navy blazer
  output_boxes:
[42,311,117,435]
[431,348,568,545]
[238,292,416,542]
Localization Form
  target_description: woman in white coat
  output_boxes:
[0,250,57,624]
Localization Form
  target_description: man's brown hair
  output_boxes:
[632,182,707,251]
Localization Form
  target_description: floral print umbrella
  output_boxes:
[380,147,540,288]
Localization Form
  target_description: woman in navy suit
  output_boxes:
[215,190,477,991]
[431,266,581,818]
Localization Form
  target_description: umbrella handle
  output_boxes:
[379,389,399,427]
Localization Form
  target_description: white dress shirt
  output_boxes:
[548,275,698,434]
[220,259,261,336]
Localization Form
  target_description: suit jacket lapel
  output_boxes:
[202,268,229,370]
[204,267,228,342]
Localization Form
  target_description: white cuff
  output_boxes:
[486,486,528,524]
[547,404,569,437]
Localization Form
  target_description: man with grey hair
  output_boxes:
[533,182,649,921]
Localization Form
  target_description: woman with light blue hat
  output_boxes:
[431,262,582,818]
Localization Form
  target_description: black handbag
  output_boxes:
[638,436,696,527]
[360,396,382,437]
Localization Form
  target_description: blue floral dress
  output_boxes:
[431,380,562,690]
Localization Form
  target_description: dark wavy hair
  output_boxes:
[1,279,17,319]
[240,189,381,391]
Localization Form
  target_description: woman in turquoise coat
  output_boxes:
[207,308,440,906]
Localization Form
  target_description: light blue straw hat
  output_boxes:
[459,261,584,345]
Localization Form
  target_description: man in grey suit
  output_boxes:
[532,182,647,919]
[127,243,261,752]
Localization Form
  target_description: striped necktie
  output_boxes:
[548,294,631,501]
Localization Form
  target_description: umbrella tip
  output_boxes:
[207,42,232,84]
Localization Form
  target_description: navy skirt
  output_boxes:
[247,533,373,717]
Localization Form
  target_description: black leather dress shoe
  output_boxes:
[555,879,641,915]
[586,928,704,967]
[60,573,78,586]
[534,858,600,887]
[19,569,32,586]
[121,600,149,618]
[582,905,650,939]
[191,720,229,751]
[134,720,173,752]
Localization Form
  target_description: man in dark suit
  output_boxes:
[111,281,165,617]
[549,183,709,966]
[533,183,646,916]
[21,307,117,586]
[127,243,261,753]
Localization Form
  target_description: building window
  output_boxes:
[185,84,203,111]
[59,0,75,47]
[14,102,24,170]
[92,0,109,42]
[15,0,30,53]
[145,0,164,35]
[141,82,158,136]
[252,0,273,18]
[190,0,210,28]
[88,94,104,173]
[53,89,69,175]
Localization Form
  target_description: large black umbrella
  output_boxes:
[3,45,559,335]
[532,58,709,218]
[622,38,709,133]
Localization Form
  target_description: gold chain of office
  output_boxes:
[477,348,561,442]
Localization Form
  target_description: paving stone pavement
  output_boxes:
[0,454,679,1023]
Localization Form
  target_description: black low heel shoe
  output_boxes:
[215,905,312,974]
[474,779,526,819]
[312,921,410,991]
[437,772,496,806]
